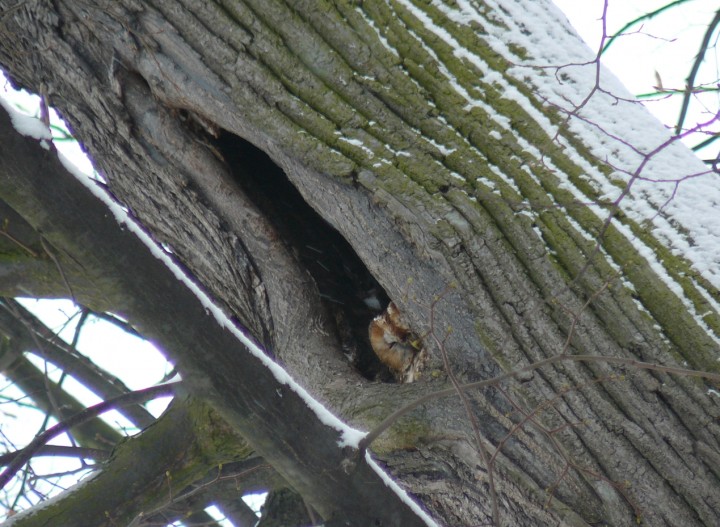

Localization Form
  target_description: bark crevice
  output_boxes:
[214,131,394,380]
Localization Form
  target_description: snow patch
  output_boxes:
[3,471,100,526]
[50,125,444,525]
[395,0,720,344]
[365,452,441,527]
[70,163,370,444]
[0,97,52,141]
[473,0,720,294]
[70,163,437,522]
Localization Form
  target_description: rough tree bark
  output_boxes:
[0,1,719,526]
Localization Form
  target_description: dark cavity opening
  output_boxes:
[215,132,393,381]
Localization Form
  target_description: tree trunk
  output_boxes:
[1,1,718,525]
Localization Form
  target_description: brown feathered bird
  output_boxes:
[369,302,425,383]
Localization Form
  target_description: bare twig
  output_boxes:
[0,445,110,465]
[359,354,719,452]
[675,9,720,135]
[0,381,179,490]
[40,237,75,302]
[130,459,271,525]
[84,309,143,339]
[0,228,38,257]
[601,0,690,54]
[426,288,500,525]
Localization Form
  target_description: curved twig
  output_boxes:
[602,0,691,54]
[0,381,180,490]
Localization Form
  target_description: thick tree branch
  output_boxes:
[1,1,719,525]
[4,397,252,527]
[0,101,432,525]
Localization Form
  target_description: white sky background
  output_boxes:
[552,0,719,161]
[0,0,718,524]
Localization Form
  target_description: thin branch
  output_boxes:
[602,0,691,53]
[0,445,110,465]
[0,228,38,257]
[3,299,69,439]
[0,298,157,428]
[358,355,720,452]
[39,237,75,302]
[426,289,499,525]
[0,381,180,490]
[492,378,642,520]
[84,309,143,339]
[68,307,89,352]
[675,8,720,135]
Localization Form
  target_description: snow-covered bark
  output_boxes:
[0,0,718,525]
[0,104,432,525]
